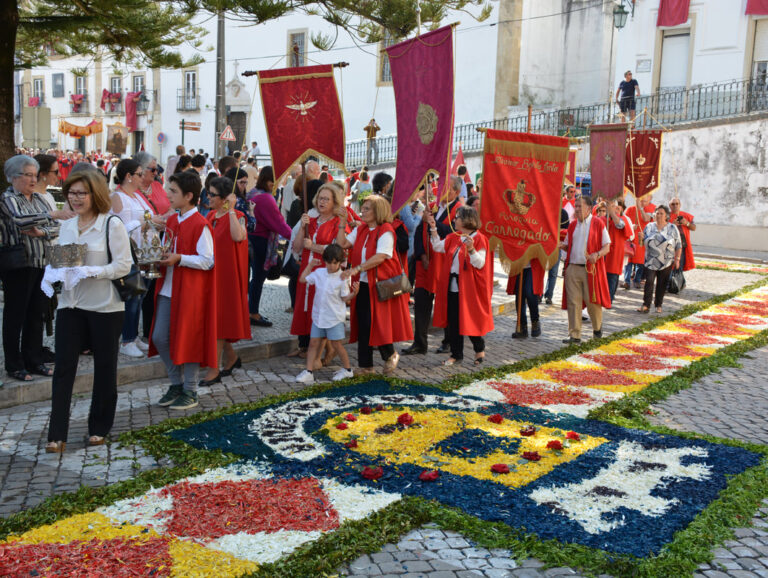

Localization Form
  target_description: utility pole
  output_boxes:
[215,8,227,158]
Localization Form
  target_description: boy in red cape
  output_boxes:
[428,205,494,365]
[561,195,611,344]
[603,198,634,301]
[151,171,217,410]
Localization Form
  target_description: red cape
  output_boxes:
[149,211,218,368]
[506,260,545,297]
[208,210,251,342]
[433,232,494,337]
[415,201,460,293]
[670,210,695,271]
[605,214,633,275]
[626,204,655,264]
[561,217,612,310]
[348,222,413,347]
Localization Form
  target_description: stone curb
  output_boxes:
[0,296,517,410]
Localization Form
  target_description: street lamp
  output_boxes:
[608,1,634,121]
[613,3,629,30]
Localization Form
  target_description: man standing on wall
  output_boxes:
[616,70,640,122]
[364,118,380,166]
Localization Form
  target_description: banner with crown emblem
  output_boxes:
[625,130,663,199]
[479,130,569,277]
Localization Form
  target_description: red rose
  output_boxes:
[345,414,357,421]
[345,439,358,449]
[522,451,541,461]
[362,466,383,480]
[488,414,504,424]
[491,464,510,474]
[375,404,385,411]
[547,440,563,451]
[520,426,537,436]
[419,470,439,482]
[565,431,580,441]
[360,406,373,415]
[397,413,414,426]
[336,423,348,430]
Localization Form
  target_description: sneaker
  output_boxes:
[332,368,354,381]
[158,384,183,407]
[134,337,149,352]
[295,370,315,384]
[169,391,199,410]
[120,341,145,358]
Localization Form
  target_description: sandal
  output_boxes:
[637,306,650,313]
[474,354,485,366]
[655,307,663,313]
[28,365,53,377]
[286,348,307,358]
[45,441,66,453]
[8,370,33,382]
[87,436,105,446]
[443,358,459,366]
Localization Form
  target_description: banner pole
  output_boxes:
[517,107,534,333]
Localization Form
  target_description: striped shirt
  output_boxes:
[1,187,59,269]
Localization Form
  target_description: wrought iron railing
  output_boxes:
[344,77,768,167]
[177,89,200,111]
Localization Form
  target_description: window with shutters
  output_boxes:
[75,75,87,95]
[287,30,308,68]
[110,77,122,95]
[52,73,64,98]
[753,19,768,85]
[377,31,397,86]
[33,78,44,100]
[132,75,145,94]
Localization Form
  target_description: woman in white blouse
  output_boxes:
[46,170,133,453]
[110,158,159,358]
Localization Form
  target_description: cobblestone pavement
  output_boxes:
[0,268,766,577]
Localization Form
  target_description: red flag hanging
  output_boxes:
[625,130,663,199]
[386,25,455,215]
[747,0,768,14]
[564,148,577,186]
[450,145,470,182]
[125,91,141,132]
[589,124,628,201]
[657,0,690,26]
[258,65,345,191]
[479,130,569,277]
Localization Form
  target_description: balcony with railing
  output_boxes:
[344,77,768,167]
[177,89,199,111]
[69,92,89,115]
[103,93,123,115]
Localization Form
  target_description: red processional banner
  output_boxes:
[625,130,663,199]
[480,129,569,277]
[386,25,455,215]
[589,124,628,201]
[746,0,768,14]
[564,148,577,186]
[657,0,690,26]
[258,65,345,192]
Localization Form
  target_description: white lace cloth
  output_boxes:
[41,264,103,297]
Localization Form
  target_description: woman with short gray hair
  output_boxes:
[134,152,171,217]
[1,155,59,381]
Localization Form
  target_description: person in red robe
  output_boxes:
[427,206,494,365]
[561,195,612,344]
[199,176,250,386]
[604,198,634,301]
[149,171,217,411]
[669,198,696,271]
[623,195,655,289]
[507,261,545,338]
[338,195,412,375]
[291,184,349,367]
[402,177,461,355]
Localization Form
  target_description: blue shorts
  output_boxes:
[310,322,346,341]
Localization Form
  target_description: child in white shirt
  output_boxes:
[295,244,358,383]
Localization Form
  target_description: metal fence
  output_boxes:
[344,77,768,167]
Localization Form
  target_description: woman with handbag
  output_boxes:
[110,158,160,358]
[1,155,59,382]
[199,177,251,386]
[290,183,348,365]
[338,195,413,375]
[637,205,682,314]
[46,170,133,452]
[426,206,494,366]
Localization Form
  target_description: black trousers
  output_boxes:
[0,267,46,373]
[356,282,395,367]
[643,265,673,308]
[447,291,485,360]
[412,287,435,351]
[48,307,124,442]
[513,268,539,327]
[141,278,156,339]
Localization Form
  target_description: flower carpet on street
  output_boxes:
[458,285,768,417]
[697,259,768,275]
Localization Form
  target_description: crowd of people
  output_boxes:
[0,143,696,452]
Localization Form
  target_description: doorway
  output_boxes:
[227,111,247,154]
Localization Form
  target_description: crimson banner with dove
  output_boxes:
[386,25,455,215]
[258,65,345,192]
[625,130,663,199]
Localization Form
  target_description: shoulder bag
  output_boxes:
[374,229,413,301]
[106,216,147,301]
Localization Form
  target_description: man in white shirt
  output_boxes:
[248,141,260,160]
[561,195,611,344]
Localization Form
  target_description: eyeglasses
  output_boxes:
[147,167,158,173]
[669,202,680,206]
[49,169,59,175]
[21,173,37,179]
[67,191,91,199]
[208,193,220,198]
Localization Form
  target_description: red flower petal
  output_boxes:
[491,463,510,474]
[362,466,383,480]
[360,406,373,415]
[546,440,563,450]
[345,414,357,421]
[336,422,348,430]
[522,451,541,461]
[489,381,595,406]
[345,439,358,448]
[375,404,385,411]
[487,414,504,424]
[565,431,581,441]
[419,470,440,482]
[397,413,414,426]
[520,426,537,436]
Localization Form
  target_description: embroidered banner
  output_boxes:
[386,25,455,215]
[625,130,663,199]
[657,0,690,26]
[479,129,568,277]
[746,0,768,14]
[589,124,628,201]
[258,65,345,192]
